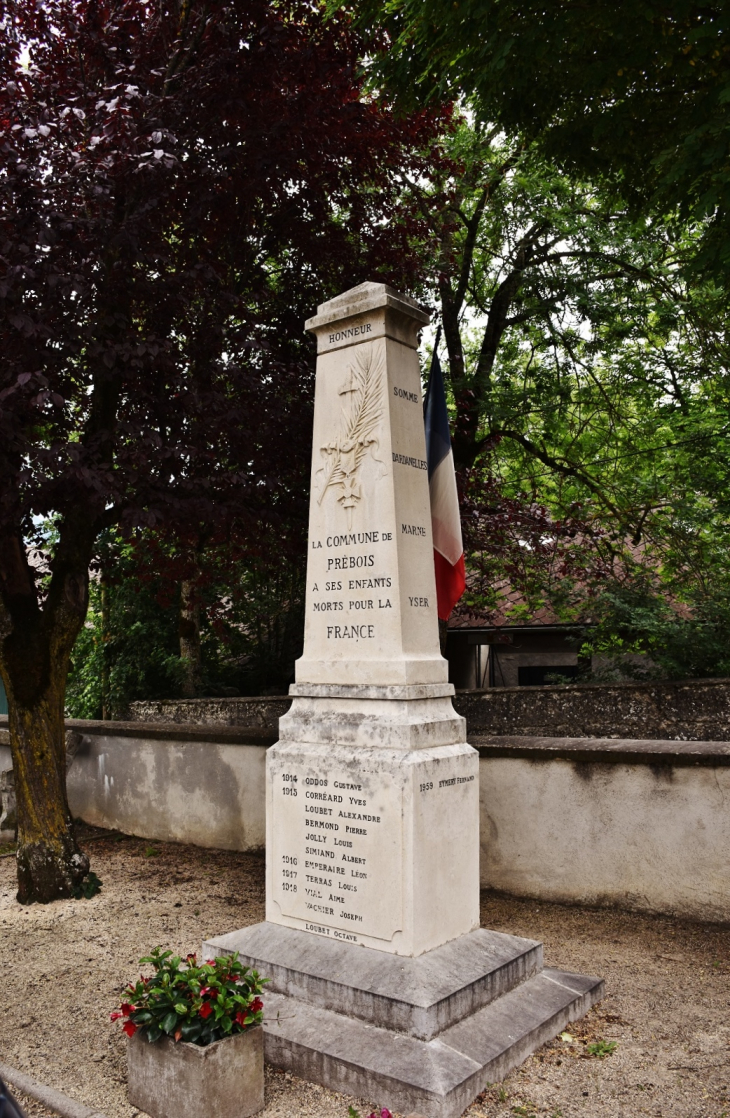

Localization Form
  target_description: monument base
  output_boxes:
[204,923,603,1118]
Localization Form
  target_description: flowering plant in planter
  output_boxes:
[112,947,265,1046]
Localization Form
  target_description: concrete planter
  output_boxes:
[127,1025,264,1118]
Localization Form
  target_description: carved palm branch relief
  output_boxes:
[317,344,386,523]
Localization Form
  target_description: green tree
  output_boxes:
[0,0,444,903]
[66,543,183,721]
[413,120,730,674]
[359,0,730,271]
[66,533,305,720]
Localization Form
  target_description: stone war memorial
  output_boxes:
[205,282,603,1118]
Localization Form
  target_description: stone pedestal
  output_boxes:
[203,924,602,1118]
[266,681,479,957]
[206,283,603,1117]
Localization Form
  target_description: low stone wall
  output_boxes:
[476,735,730,924]
[130,677,730,740]
[129,697,291,727]
[458,677,730,740]
[65,720,270,852]
[3,719,729,921]
[0,719,271,851]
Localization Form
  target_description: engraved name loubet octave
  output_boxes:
[308,337,434,642]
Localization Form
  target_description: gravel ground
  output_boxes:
[7,1088,58,1118]
[0,826,728,1118]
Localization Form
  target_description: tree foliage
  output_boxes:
[66,529,307,720]
[409,120,730,674]
[0,0,444,901]
[359,0,730,271]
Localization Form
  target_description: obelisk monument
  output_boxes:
[206,283,602,1118]
[267,282,479,956]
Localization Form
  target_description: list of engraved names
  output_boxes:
[271,765,403,942]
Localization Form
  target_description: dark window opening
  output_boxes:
[518,665,579,687]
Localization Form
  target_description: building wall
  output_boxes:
[446,629,582,689]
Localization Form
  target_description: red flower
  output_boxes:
[120,1003,135,1016]
[123,1021,138,1037]
[235,1010,248,1027]
[110,1011,122,1021]
[251,998,263,1013]
[199,1002,213,1019]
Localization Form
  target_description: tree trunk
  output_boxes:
[0,530,93,904]
[179,579,202,697]
[6,660,89,904]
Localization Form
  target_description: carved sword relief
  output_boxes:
[317,344,386,526]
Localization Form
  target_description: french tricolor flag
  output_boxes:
[424,342,466,620]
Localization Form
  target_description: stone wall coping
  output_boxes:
[0,716,275,747]
[3,715,730,764]
[456,675,730,696]
[472,734,730,766]
[130,695,289,707]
